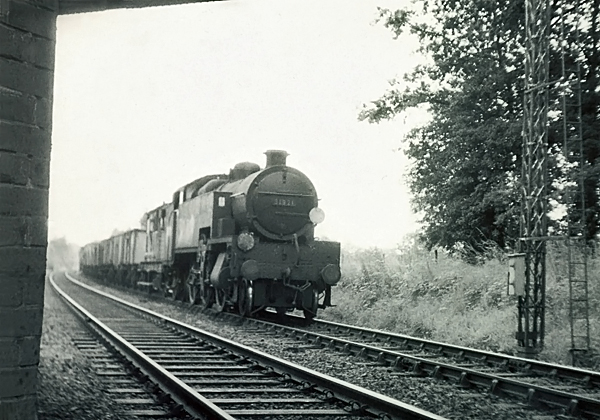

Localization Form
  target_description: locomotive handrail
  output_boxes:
[256,191,315,197]
[273,211,308,217]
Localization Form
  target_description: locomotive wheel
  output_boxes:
[303,309,316,321]
[172,276,190,302]
[186,271,201,304]
[170,280,183,301]
[303,308,316,321]
[200,282,215,310]
[187,283,201,304]
[214,289,227,312]
[238,279,252,317]
[303,289,319,321]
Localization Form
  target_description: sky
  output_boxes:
[49,0,429,249]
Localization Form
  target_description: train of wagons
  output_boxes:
[79,150,341,319]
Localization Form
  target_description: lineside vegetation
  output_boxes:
[322,238,600,368]
[360,0,600,251]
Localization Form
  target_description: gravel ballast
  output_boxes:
[37,276,142,420]
[52,272,574,420]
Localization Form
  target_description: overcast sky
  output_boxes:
[49,0,428,249]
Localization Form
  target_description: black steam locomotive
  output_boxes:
[80,150,341,319]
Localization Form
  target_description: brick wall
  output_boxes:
[0,1,57,419]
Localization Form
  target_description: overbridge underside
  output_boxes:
[58,0,220,15]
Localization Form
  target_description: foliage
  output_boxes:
[323,239,600,367]
[361,0,600,252]
[552,0,600,240]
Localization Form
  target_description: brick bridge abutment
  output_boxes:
[1,1,57,418]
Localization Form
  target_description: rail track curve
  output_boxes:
[54,272,447,420]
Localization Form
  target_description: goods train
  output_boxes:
[79,150,341,319]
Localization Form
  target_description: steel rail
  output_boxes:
[311,318,600,388]
[51,273,237,420]
[64,272,446,420]
[239,316,600,419]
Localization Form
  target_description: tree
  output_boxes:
[362,0,600,252]
[361,1,525,252]
[567,0,600,240]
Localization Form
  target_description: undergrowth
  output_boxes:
[322,237,600,369]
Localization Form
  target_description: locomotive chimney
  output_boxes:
[265,150,289,167]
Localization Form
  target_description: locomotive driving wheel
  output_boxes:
[200,281,214,310]
[170,276,186,301]
[186,271,201,304]
[303,289,319,321]
[187,283,200,304]
[214,288,227,312]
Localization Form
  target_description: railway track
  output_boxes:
[217,312,600,419]
[52,272,447,420]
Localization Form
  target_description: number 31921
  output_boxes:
[273,198,295,207]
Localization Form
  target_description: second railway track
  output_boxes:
[243,314,600,418]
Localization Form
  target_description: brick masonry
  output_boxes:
[0,1,57,419]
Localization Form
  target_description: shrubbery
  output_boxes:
[322,237,600,368]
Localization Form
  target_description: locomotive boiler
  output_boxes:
[80,150,341,319]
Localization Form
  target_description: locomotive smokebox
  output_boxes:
[265,150,289,167]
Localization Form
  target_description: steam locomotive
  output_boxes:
[79,150,341,319]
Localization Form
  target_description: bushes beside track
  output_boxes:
[321,237,600,368]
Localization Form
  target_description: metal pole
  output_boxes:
[519,0,550,355]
